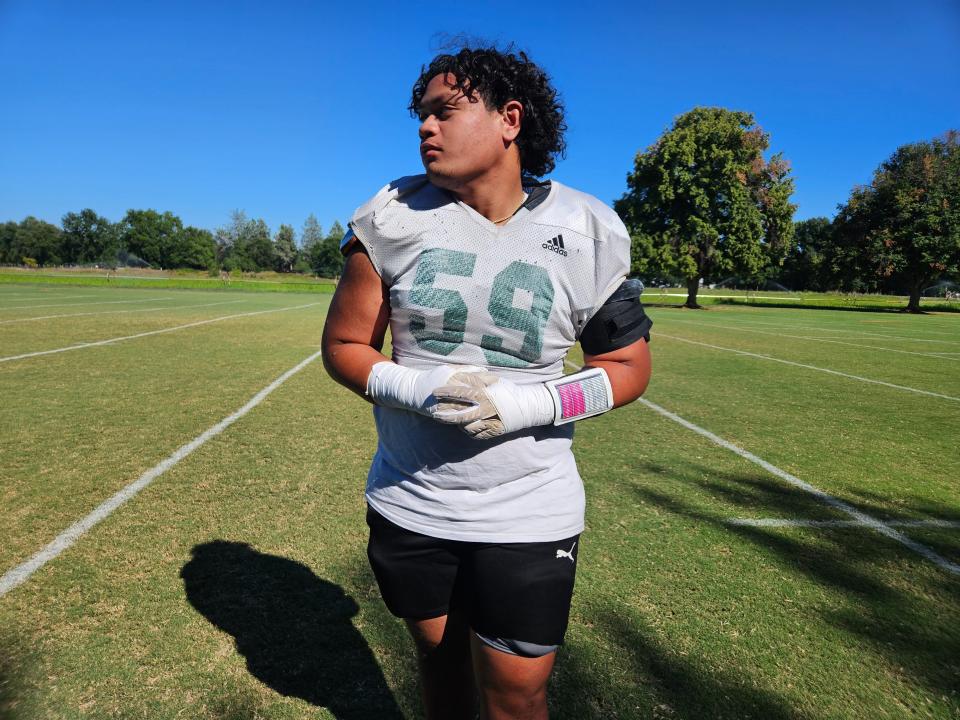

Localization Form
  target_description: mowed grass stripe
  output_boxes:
[0,362,410,719]
[659,303,960,341]
[0,289,295,353]
[633,332,958,517]
[636,396,959,574]
[1,296,178,311]
[729,518,960,528]
[648,308,960,395]
[565,360,960,575]
[0,299,246,325]
[0,300,329,571]
[570,381,960,718]
[697,316,960,345]
[663,316,960,361]
[0,294,105,303]
[0,302,323,363]
[0,349,324,598]
[2,293,957,717]
[655,332,960,402]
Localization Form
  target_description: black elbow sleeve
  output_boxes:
[579,279,653,355]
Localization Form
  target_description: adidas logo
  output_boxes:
[542,234,568,257]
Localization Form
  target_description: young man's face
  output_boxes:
[417,73,515,190]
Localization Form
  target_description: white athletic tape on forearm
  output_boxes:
[545,367,614,424]
[365,361,444,414]
[366,362,484,416]
[484,378,555,433]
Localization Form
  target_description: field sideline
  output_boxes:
[1,283,958,719]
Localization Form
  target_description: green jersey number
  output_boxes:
[408,248,476,356]
[407,249,555,367]
[481,261,554,367]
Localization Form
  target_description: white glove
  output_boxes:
[432,372,555,439]
[365,362,487,418]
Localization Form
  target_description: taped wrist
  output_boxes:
[483,379,555,433]
[366,362,453,416]
[544,367,614,424]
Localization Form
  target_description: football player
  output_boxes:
[322,45,652,720]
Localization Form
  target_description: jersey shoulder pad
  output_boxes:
[546,183,631,330]
[542,181,630,245]
[343,174,441,280]
[349,174,432,227]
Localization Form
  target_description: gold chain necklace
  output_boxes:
[491,192,529,225]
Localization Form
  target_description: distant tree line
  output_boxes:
[4,111,958,311]
[0,209,348,279]
[617,108,959,312]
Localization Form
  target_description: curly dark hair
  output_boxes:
[409,44,567,178]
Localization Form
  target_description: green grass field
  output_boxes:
[0,268,337,294]
[1,282,958,719]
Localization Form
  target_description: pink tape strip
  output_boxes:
[557,382,586,419]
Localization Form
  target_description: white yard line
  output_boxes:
[0,294,105,305]
[727,518,960,529]
[852,325,960,338]
[0,299,245,325]
[655,333,960,403]
[650,293,801,301]
[0,302,323,364]
[564,358,960,574]
[0,349,324,598]
[2,296,176,311]
[703,317,960,345]
[0,292,89,299]
[663,317,959,361]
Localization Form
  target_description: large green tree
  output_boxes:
[216,211,275,272]
[615,107,797,307]
[309,220,346,278]
[6,217,63,266]
[243,218,275,271]
[61,209,118,264]
[116,210,215,270]
[833,130,960,312]
[777,217,834,291]
[119,209,183,268]
[174,227,216,269]
[0,222,17,264]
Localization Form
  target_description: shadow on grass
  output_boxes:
[552,614,810,720]
[838,486,960,565]
[0,634,23,720]
[629,459,960,705]
[333,548,806,720]
[180,540,403,719]
[634,461,893,597]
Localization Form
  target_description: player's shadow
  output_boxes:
[180,540,403,719]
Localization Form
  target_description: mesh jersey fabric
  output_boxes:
[345,174,630,543]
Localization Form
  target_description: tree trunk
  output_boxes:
[685,277,701,308]
[906,283,922,313]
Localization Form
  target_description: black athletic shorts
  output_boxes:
[365,506,580,647]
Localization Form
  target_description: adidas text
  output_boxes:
[542,234,568,257]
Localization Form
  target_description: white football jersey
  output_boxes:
[345,174,630,542]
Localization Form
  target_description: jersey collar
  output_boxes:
[442,178,554,233]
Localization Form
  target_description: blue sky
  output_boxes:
[1,0,957,240]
